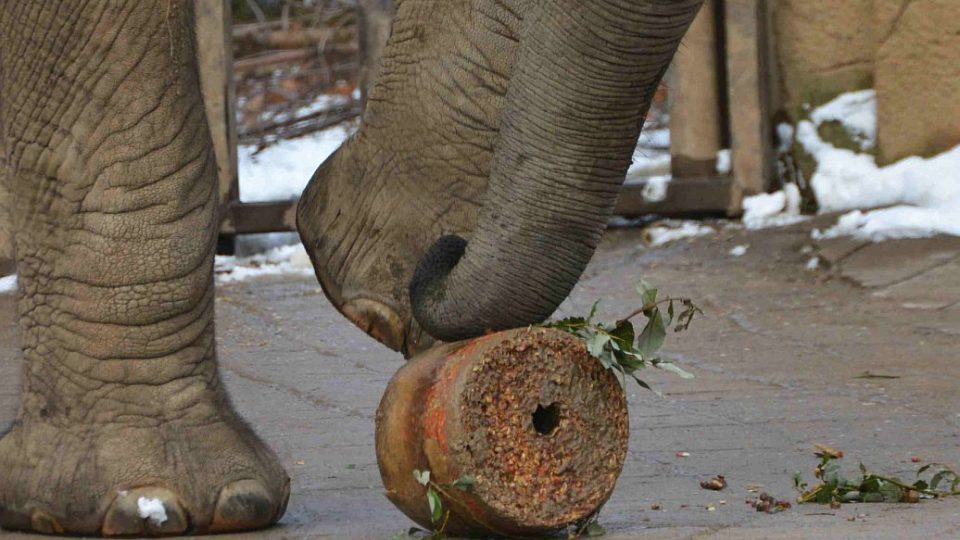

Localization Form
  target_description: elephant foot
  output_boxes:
[0,414,290,536]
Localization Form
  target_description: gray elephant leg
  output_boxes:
[0,1,288,536]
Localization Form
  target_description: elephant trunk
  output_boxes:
[410,0,703,342]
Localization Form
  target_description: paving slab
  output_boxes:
[1,223,959,539]
[828,236,960,289]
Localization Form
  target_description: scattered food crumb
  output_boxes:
[814,443,844,459]
[748,492,792,514]
[651,503,662,511]
[700,475,728,491]
[911,456,922,463]
[676,451,690,458]
[706,503,716,512]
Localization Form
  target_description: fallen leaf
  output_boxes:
[902,490,920,504]
[814,443,844,459]
[700,475,728,491]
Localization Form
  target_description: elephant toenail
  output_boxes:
[101,487,188,537]
[341,298,405,351]
[30,510,65,534]
[211,479,276,532]
[276,476,291,522]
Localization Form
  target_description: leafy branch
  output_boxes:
[541,280,701,394]
[392,470,477,540]
[794,456,960,505]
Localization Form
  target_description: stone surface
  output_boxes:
[769,0,875,119]
[830,236,960,288]
[2,225,960,538]
[874,0,960,164]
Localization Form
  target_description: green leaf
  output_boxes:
[931,471,950,491]
[636,279,658,307]
[636,309,666,359]
[452,475,477,490]
[426,487,443,524]
[630,374,663,397]
[879,481,902,502]
[585,521,606,536]
[841,490,861,502]
[610,320,635,349]
[654,361,694,379]
[588,301,600,322]
[413,469,431,486]
[860,475,881,493]
[587,333,611,358]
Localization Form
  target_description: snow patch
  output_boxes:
[137,497,168,526]
[638,127,670,149]
[729,245,748,257]
[215,244,315,284]
[745,90,960,242]
[626,153,671,181]
[641,175,672,203]
[716,149,731,175]
[742,184,806,229]
[0,274,16,295]
[238,124,355,203]
[645,221,715,246]
[808,89,876,150]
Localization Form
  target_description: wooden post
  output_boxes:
[670,0,724,178]
[195,0,240,225]
[724,0,775,215]
[357,0,395,108]
[0,156,13,276]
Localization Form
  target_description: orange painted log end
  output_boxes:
[376,327,629,538]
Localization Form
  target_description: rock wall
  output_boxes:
[770,0,875,121]
[770,0,960,166]
[874,0,960,163]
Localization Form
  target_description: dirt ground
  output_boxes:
[2,218,959,539]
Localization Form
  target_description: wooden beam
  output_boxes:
[723,0,775,215]
[221,201,299,235]
[670,0,724,177]
[614,176,732,217]
[195,0,240,225]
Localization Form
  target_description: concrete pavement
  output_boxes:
[1,220,959,538]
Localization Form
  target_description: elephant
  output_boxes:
[0,0,702,536]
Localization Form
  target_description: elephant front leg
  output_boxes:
[0,1,287,536]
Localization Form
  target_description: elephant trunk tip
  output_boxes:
[408,234,474,341]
